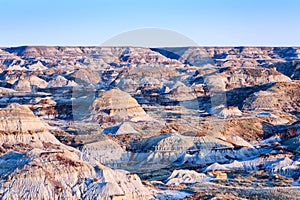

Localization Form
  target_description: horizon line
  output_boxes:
[2,45,300,48]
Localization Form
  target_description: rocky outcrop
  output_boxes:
[0,103,153,200]
[27,75,48,88]
[12,79,32,92]
[205,162,229,172]
[0,46,300,198]
[0,103,46,133]
[70,68,102,86]
[207,155,300,179]
[210,106,242,118]
[90,88,150,122]
[47,75,77,88]
[166,170,210,185]
[102,122,139,135]
[0,103,67,151]
[27,61,48,71]
[223,68,291,89]
[0,150,152,200]
[243,81,300,112]
[81,138,126,166]
[0,87,16,94]
[127,133,262,170]
[12,75,48,92]
[80,132,260,171]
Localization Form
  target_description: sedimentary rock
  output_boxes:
[243,81,300,112]
[0,103,153,200]
[90,88,150,122]
[166,170,210,185]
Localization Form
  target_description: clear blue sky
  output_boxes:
[0,0,299,46]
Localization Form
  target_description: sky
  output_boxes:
[0,0,300,47]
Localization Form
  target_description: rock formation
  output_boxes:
[0,46,299,199]
[47,75,77,88]
[166,170,210,186]
[243,81,300,112]
[70,68,102,86]
[102,122,139,135]
[0,103,153,199]
[90,88,150,122]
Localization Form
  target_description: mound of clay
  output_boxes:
[12,79,31,92]
[211,106,242,118]
[90,88,150,122]
[0,103,62,150]
[47,75,77,88]
[102,122,139,135]
[0,149,152,200]
[70,68,102,85]
[81,138,125,165]
[166,169,210,185]
[0,103,46,133]
[0,103,153,200]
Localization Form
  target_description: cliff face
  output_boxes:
[0,150,152,200]
[0,103,153,200]
[0,103,62,152]
[0,103,46,133]
[0,46,299,199]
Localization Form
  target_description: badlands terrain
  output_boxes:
[0,46,299,199]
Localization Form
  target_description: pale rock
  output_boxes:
[47,75,78,88]
[13,79,31,92]
[166,170,210,185]
[90,88,150,122]
[102,122,139,135]
[28,61,47,71]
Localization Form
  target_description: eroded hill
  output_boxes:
[0,46,299,199]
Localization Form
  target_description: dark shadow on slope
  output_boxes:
[225,82,276,109]
[261,122,277,140]
[150,47,189,60]
[151,47,215,66]
[213,52,228,59]
[272,60,300,80]
[3,46,28,56]
[261,121,300,142]
[289,110,300,118]
[0,81,13,89]
[0,151,30,178]
[102,125,119,135]
[273,47,298,61]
